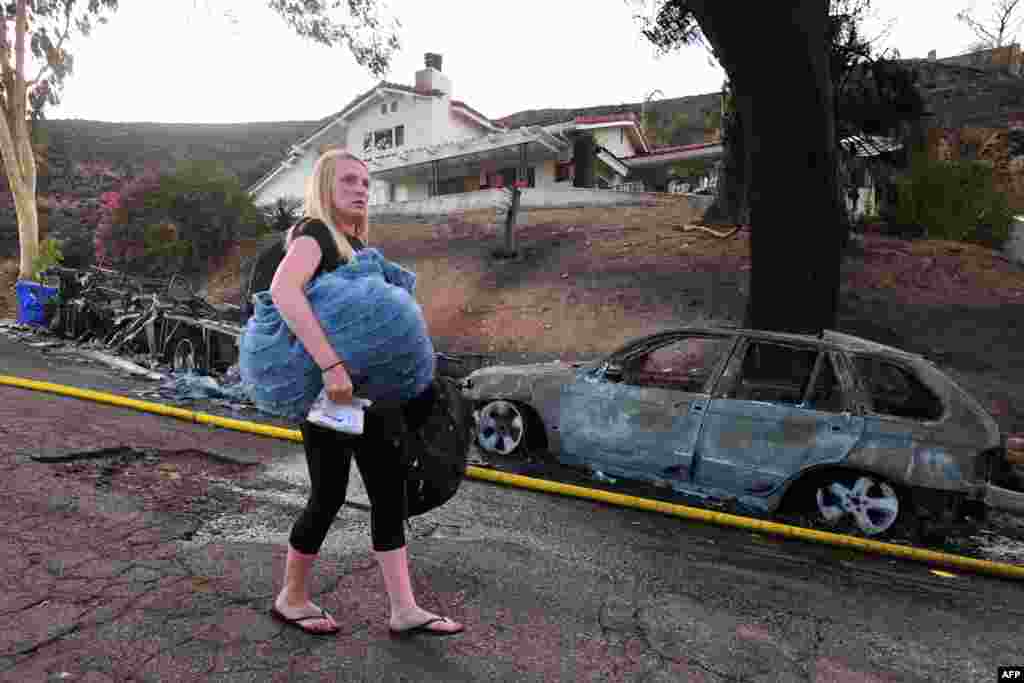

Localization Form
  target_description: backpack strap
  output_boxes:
[242,221,304,320]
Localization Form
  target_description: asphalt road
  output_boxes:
[2,327,1023,682]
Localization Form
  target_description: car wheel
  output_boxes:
[476,400,527,456]
[813,473,903,537]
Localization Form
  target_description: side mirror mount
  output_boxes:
[604,363,624,382]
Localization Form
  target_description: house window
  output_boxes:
[381,103,388,115]
[499,167,517,187]
[374,129,394,150]
[498,166,536,188]
[390,101,398,112]
[364,125,405,153]
[436,177,463,196]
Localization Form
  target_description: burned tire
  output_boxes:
[808,471,907,538]
[164,330,207,374]
[475,400,540,457]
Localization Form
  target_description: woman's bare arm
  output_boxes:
[269,236,342,371]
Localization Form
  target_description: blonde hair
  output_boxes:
[295,147,370,262]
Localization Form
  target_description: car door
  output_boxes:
[558,333,737,484]
[844,354,946,482]
[693,338,865,497]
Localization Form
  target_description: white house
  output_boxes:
[249,52,715,208]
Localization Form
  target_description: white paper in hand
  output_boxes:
[306,390,373,434]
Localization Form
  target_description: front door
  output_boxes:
[694,339,865,497]
[559,334,736,484]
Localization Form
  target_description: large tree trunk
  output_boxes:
[705,89,751,226]
[692,0,843,335]
[0,118,39,281]
[0,0,41,281]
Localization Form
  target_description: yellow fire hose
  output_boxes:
[3,372,1023,582]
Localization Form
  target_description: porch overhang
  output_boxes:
[365,126,568,180]
[596,149,629,176]
[623,142,724,169]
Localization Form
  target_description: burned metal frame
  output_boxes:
[40,265,244,376]
[37,264,481,381]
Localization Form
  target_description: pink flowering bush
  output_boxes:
[93,160,267,276]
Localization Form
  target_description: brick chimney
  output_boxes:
[415,52,450,96]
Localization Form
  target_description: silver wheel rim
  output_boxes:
[815,475,900,536]
[476,400,525,456]
[172,338,198,373]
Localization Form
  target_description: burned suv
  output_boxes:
[462,326,1023,541]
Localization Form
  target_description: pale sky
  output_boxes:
[48,0,984,125]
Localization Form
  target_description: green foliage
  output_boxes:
[642,110,693,146]
[98,160,270,276]
[670,158,716,179]
[142,222,192,272]
[266,0,401,77]
[147,160,268,273]
[892,155,1014,248]
[31,238,63,281]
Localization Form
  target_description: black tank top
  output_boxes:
[243,218,364,319]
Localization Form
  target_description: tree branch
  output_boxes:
[28,5,73,88]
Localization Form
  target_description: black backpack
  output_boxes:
[403,376,473,517]
[241,232,288,321]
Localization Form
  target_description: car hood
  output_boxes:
[469,360,581,379]
[464,360,583,397]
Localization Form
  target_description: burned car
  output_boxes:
[461,326,1024,540]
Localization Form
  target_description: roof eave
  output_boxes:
[451,104,505,132]
[622,143,724,167]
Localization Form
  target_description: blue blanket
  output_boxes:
[238,247,435,423]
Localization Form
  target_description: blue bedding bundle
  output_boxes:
[238,247,435,423]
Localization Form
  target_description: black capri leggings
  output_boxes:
[289,383,437,554]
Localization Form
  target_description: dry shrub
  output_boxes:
[204,239,264,305]
[0,258,20,319]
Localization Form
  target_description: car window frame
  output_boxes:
[846,353,947,423]
[601,332,739,394]
[795,349,853,414]
[713,336,830,406]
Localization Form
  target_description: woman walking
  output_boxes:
[239,147,463,637]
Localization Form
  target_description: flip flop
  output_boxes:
[270,605,340,636]
[388,616,464,639]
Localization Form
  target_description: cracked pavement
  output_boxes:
[2,334,1023,681]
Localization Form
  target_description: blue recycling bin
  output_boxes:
[15,280,58,327]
